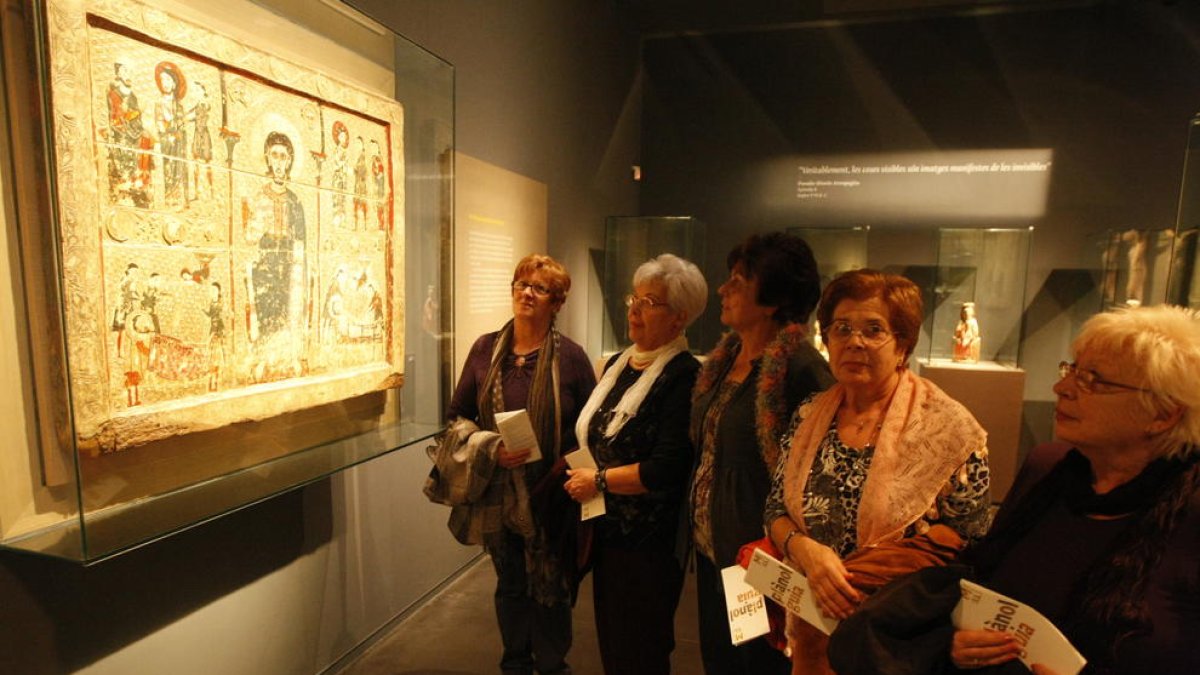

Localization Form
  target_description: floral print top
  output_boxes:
[690,378,742,560]
[764,397,992,557]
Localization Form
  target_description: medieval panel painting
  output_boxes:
[45,0,405,451]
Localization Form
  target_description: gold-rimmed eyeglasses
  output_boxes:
[625,294,670,311]
[1057,361,1150,395]
[825,320,894,347]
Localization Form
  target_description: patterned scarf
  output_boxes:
[476,319,562,464]
[783,370,986,548]
[475,319,570,605]
[693,322,810,469]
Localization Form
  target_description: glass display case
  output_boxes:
[0,0,453,561]
[1096,228,1175,310]
[1169,228,1200,307]
[788,226,870,285]
[1168,114,1200,309]
[598,216,707,356]
[925,228,1032,367]
[788,226,869,356]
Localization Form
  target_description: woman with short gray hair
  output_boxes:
[563,253,706,675]
[949,304,1200,674]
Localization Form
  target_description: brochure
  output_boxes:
[562,448,606,520]
[494,409,542,464]
[742,547,839,636]
[952,579,1087,675]
[721,564,771,645]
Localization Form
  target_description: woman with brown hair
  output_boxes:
[688,232,834,675]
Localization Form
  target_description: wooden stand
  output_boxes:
[919,360,1025,502]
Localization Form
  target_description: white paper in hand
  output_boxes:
[562,449,606,520]
[953,579,1087,675]
[743,547,840,635]
[721,565,771,645]
[494,409,541,464]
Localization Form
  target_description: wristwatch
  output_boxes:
[594,467,608,494]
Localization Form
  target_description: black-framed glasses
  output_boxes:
[625,294,670,311]
[512,280,552,298]
[1057,361,1150,395]
[825,320,894,347]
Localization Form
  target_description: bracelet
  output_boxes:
[782,528,802,558]
[594,468,608,494]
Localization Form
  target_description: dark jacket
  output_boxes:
[687,341,833,566]
[590,351,699,552]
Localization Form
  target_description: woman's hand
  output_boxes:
[496,442,531,469]
[563,468,598,503]
[1030,665,1062,675]
[950,629,1022,670]
[791,536,862,619]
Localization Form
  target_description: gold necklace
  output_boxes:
[841,384,899,449]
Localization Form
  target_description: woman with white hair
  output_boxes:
[564,253,707,675]
[950,304,1200,674]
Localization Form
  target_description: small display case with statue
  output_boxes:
[918,227,1032,501]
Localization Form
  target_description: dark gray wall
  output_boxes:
[637,1,1200,449]
[352,0,644,345]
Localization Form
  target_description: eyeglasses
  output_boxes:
[1057,361,1150,395]
[625,294,670,311]
[512,280,553,298]
[825,320,894,347]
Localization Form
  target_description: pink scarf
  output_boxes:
[783,369,986,548]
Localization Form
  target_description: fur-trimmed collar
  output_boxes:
[694,322,811,468]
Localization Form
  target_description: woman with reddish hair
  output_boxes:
[765,268,991,674]
[447,253,596,675]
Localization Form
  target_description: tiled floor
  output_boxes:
[339,555,705,675]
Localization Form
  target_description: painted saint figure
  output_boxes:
[105,62,153,207]
[352,136,367,229]
[191,81,214,199]
[206,282,226,391]
[155,61,188,207]
[123,312,155,407]
[141,272,164,334]
[370,139,386,229]
[321,265,348,342]
[111,263,142,357]
[245,131,307,347]
[952,301,982,362]
[330,122,350,228]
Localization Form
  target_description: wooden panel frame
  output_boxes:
[41,0,405,454]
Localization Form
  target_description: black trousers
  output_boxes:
[488,530,573,675]
[695,553,791,675]
[592,543,685,675]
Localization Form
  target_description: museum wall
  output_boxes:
[0,1,640,674]
[636,1,1200,450]
[350,0,644,351]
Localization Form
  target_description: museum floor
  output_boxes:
[339,555,705,674]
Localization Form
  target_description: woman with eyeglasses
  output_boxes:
[447,253,596,675]
[763,268,991,673]
[689,232,835,675]
[561,254,707,675]
[945,305,1200,675]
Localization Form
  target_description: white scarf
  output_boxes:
[575,335,689,455]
